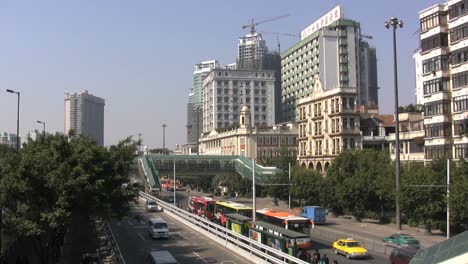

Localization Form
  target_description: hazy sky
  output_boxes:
[0,0,441,149]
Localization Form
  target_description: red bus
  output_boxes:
[188,196,217,221]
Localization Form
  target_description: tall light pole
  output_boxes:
[196,107,200,156]
[6,89,20,151]
[36,120,46,136]
[162,124,167,152]
[385,17,403,230]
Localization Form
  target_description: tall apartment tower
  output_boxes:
[360,42,379,106]
[281,5,378,122]
[416,1,468,160]
[237,33,268,70]
[186,61,219,145]
[65,90,105,146]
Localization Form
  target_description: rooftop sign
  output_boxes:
[301,5,344,40]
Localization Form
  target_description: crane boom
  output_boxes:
[242,14,290,35]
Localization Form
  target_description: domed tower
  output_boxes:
[239,105,251,128]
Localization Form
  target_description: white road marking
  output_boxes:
[193,251,208,263]
[138,232,147,241]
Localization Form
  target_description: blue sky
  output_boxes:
[0,0,441,148]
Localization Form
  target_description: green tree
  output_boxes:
[450,160,468,231]
[400,161,445,227]
[326,149,393,219]
[290,167,322,206]
[0,134,137,262]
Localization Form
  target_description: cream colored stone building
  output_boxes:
[296,87,360,173]
[388,112,425,162]
[199,106,297,160]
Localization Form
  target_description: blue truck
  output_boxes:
[300,206,326,224]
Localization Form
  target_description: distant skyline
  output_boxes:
[0,0,442,149]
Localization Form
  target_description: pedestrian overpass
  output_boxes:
[138,155,283,189]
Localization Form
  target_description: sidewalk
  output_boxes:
[186,189,446,248]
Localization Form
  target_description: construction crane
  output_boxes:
[260,31,300,54]
[242,14,290,35]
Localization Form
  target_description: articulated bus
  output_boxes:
[214,201,253,226]
[256,209,312,236]
[249,221,311,256]
[188,196,217,221]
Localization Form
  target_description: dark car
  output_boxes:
[389,246,418,264]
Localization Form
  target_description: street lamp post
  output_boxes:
[36,120,46,136]
[6,89,20,151]
[385,17,403,230]
[162,124,167,152]
[196,107,200,156]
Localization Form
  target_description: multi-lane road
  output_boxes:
[109,201,252,263]
[109,190,391,264]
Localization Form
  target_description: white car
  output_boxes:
[147,218,170,239]
[146,200,162,212]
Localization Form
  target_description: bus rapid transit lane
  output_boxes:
[108,201,252,264]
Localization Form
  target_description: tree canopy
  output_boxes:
[0,134,138,262]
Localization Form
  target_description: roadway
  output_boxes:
[168,189,390,264]
[109,200,252,264]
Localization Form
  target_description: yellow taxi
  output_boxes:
[332,238,369,259]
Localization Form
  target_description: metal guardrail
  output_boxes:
[139,191,308,264]
[105,222,126,264]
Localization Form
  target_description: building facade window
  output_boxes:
[454,95,468,112]
[423,77,450,95]
[424,100,451,116]
[425,144,452,159]
[451,46,468,65]
[454,143,468,159]
[425,122,452,137]
[454,119,468,135]
[422,55,449,74]
[452,70,468,89]
[450,22,468,43]
[421,11,447,32]
[449,0,468,20]
[421,33,448,52]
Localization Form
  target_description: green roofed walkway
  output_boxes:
[410,230,468,264]
[138,155,283,189]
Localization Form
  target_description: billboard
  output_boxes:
[301,5,344,40]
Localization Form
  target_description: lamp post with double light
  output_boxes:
[385,17,403,230]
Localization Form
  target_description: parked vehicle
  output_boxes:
[383,234,420,248]
[146,250,178,264]
[332,238,369,259]
[188,196,217,221]
[299,206,326,224]
[146,200,162,212]
[147,218,170,239]
[389,246,418,264]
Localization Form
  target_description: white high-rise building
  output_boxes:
[237,33,267,70]
[416,1,468,160]
[65,90,105,146]
[202,69,275,133]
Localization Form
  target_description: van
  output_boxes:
[145,250,178,264]
[147,218,170,239]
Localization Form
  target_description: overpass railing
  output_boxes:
[139,191,308,264]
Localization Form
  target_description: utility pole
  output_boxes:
[288,162,291,209]
[385,17,403,230]
[252,158,256,224]
[447,159,450,239]
[173,159,176,208]
[162,124,167,152]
